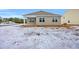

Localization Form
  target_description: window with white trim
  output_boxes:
[39,17,45,22]
[68,20,70,23]
[52,17,58,22]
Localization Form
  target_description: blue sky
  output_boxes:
[0,9,66,18]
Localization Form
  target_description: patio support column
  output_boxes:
[23,19,26,25]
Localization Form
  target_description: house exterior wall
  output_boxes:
[36,16,61,25]
[24,12,61,25]
[61,9,79,25]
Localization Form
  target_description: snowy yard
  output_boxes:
[0,25,79,49]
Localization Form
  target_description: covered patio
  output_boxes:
[23,17,36,25]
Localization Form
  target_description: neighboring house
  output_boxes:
[23,11,61,26]
[61,9,79,25]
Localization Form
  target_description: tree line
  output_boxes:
[0,17,26,23]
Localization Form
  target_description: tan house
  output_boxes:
[23,11,61,26]
[61,9,79,25]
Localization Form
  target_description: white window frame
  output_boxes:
[39,17,45,22]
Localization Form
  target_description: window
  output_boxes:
[39,17,45,22]
[52,17,58,22]
[55,19,57,22]
[52,18,54,22]
[29,18,36,22]
[29,19,35,22]
[68,20,70,23]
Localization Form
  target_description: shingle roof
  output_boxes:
[23,11,61,16]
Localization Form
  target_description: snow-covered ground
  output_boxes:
[0,25,79,49]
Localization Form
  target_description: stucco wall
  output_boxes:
[36,16,61,25]
[61,9,79,24]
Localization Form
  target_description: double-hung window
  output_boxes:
[39,17,45,22]
[52,17,58,22]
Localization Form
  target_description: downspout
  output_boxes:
[22,15,26,25]
[23,19,26,25]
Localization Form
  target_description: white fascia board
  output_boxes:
[25,15,37,17]
[24,15,61,18]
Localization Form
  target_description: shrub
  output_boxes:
[62,23,70,28]
[0,19,2,23]
[62,23,67,26]
[7,17,24,23]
